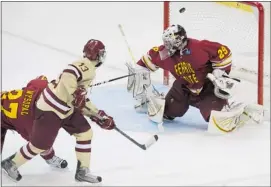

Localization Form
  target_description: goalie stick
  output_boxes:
[84,106,159,150]
[118,24,137,63]
[222,74,241,82]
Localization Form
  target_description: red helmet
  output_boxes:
[83,39,106,67]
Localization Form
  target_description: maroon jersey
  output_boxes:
[137,38,232,94]
[1,76,48,140]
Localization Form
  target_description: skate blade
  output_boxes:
[49,165,70,172]
[1,168,20,183]
[73,180,102,186]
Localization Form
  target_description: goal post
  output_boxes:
[163,1,265,105]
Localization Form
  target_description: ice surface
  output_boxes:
[1,2,270,186]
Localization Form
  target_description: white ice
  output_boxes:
[1,2,270,186]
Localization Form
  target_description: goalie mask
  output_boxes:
[83,39,106,67]
[162,24,188,56]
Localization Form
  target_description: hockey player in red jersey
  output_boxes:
[1,75,68,168]
[127,24,264,133]
[1,39,116,184]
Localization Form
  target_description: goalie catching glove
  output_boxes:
[89,110,115,130]
[126,62,165,124]
[207,69,239,100]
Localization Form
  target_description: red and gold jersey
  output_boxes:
[137,38,232,94]
[1,76,48,140]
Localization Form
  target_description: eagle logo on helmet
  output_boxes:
[83,39,106,67]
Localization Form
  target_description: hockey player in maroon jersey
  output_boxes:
[1,39,116,184]
[1,75,68,169]
[127,24,264,133]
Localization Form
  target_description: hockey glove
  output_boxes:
[207,69,238,100]
[90,110,115,130]
[72,87,87,110]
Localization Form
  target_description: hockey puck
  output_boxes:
[179,7,186,13]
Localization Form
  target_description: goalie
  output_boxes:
[127,24,264,133]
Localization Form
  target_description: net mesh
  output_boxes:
[165,2,270,104]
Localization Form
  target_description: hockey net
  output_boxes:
[163,2,270,105]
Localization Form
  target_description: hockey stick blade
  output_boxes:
[143,135,159,150]
[114,126,158,150]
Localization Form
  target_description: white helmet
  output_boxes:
[162,24,188,56]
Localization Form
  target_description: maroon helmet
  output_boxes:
[83,39,106,67]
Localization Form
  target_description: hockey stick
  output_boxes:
[222,75,241,82]
[89,73,135,87]
[114,126,158,150]
[84,106,159,150]
[118,24,137,63]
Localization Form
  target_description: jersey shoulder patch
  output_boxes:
[150,45,165,53]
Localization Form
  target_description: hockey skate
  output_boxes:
[75,161,102,184]
[1,154,22,182]
[45,155,68,169]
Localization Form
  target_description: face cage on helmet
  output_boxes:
[163,35,185,56]
[95,49,106,67]
[162,26,185,56]
[163,35,178,56]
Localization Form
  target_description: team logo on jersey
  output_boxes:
[183,48,191,55]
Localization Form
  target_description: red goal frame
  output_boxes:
[163,1,265,105]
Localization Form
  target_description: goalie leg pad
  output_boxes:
[208,102,246,134]
[242,103,264,124]
[147,95,166,124]
[134,95,148,113]
[208,102,264,134]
